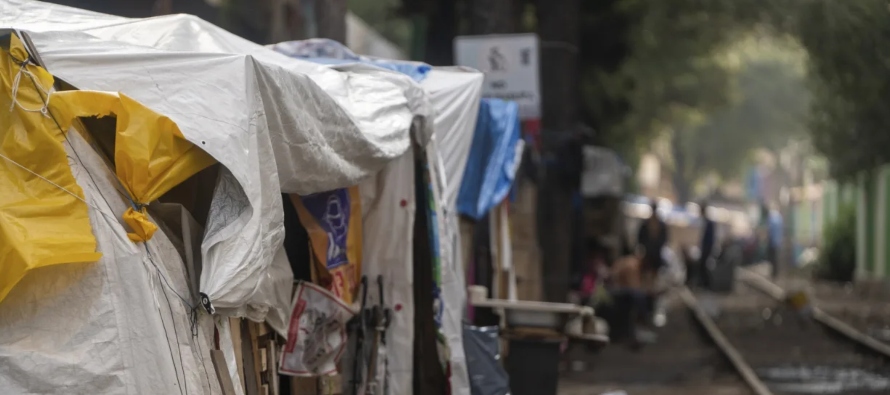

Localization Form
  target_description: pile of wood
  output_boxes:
[211,319,344,395]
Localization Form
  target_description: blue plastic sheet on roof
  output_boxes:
[270,38,431,82]
[457,98,522,220]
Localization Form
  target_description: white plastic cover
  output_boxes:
[421,67,484,210]
[358,151,417,395]
[1,0,422,330]
[421,67,483,395]
[1,0,423,193]
[280,55,481,395]
[0,130,219,395]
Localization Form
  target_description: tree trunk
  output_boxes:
[424,0,458,65]
[314,0,346,43]
[671,133,691,204]
[536,0,580,304]
[470,0,518,34]
[465,0,517,323]
[152,0,172,15]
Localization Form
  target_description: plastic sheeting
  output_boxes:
[0,34,101,303]
[358,151,417,395]
[462,325,510,395]
[49,90,216,242]
[2,0,424,329]
[457,98,523,220]
[274,40,484,395]
[421,67,483,395]
[2,0,424,194]
[0,128,220,395]
[270,39,432,83]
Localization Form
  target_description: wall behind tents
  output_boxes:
[816,167,890,281]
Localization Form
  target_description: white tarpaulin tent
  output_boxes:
[270,40,484,395]
[0,127,222,395]
[0,0,425,326]
[419,67,483,395]
[0,2,430,394]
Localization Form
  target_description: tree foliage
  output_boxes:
[354,0,890,180]
[585,0,787,151]
[795,0,890,179]
[673,37,809,192]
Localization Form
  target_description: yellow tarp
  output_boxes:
[50,90,216,241]
[0,34,101,302]
[0,33,216,303]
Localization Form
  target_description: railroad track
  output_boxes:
[563,291,753,395]
[681,270,890,395]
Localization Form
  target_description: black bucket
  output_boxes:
[504,337,562,395]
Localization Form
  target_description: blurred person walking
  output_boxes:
[698,201,717,288]
[637,201,669,290]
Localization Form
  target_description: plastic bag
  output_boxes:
[463,325,510,395]
[279,281,356,377]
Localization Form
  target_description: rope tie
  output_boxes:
[8,55,52,117]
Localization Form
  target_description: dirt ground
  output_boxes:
[556,292,751,395]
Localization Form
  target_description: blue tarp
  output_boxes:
[457,99,522,220]
[270,39,431,82]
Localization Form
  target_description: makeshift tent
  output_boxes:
[272,39,483,395]
[1,2,429,394]
[1,0,425,327]
[0,30,221,395]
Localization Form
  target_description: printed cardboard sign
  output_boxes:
[280,281,356,377]
[291,187,363,303]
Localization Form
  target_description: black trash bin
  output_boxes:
[504,336,562,395]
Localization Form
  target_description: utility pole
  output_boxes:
[152,0,172,15]
[314,0,347,43]
[536,0,580,303]
[470,0,518,34]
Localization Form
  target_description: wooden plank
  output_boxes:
[255,324,270,395]
[319,375,343,394]
[248,322,266,395]
[240,320,260,395]
[210,349,239,395]
[290,377,318,395]
[229,318,246,392]
[263,338,280,395]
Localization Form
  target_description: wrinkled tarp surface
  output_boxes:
[0,127,221,395]
[272,40,483,395]
[0,34,102,304]
[1,0,422,331]
[457,98,522,220]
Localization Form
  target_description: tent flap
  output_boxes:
[0,33,101,303]
[49,89,216,242]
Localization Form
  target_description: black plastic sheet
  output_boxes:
[463,324,511,395]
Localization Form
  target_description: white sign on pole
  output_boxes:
[454,33,541,120]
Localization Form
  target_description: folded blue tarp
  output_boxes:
[457,98,522,220]
[270,38,431,82]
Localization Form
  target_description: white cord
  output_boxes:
[0,151,120,224]
[0,151,88,205]
[8,57,52,117]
